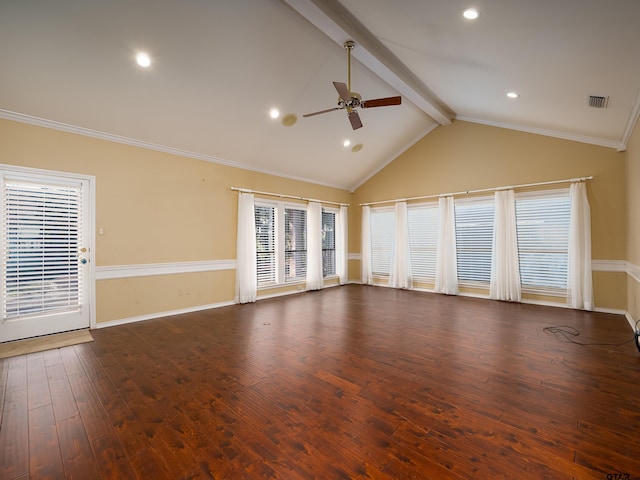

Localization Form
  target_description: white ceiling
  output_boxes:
[1,0,639,191]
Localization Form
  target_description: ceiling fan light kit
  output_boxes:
[303,40,402,130]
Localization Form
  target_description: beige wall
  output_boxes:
[351,120,628,311]
[0,116,634,324]
[0,119,351,324]
[625,118,640,323]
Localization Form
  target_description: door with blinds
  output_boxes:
[0,168,92,342]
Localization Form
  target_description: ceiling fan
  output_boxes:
[303,40,402,130]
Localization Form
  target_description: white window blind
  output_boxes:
[2,179,83,320]
[407,203,439,280]
[455,197,494,284]
[370,208,395,276]
[515,190,570,292]
[322,210,336,277]
[255,205,276,286]
[285,207,306,282]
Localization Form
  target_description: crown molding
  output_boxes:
[456,116,622,150]
[0,109,349,191]
[617,91,640,152]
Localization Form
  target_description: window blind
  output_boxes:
[407,203,439,280]
[370,209,395,276]
[2,179,83,320]
[322,210,336,277]
[455,197,494,284]
[255,205,276,285]
[515,190,570,291]
[285,207,306,281]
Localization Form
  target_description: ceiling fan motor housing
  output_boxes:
[338,92,362,109]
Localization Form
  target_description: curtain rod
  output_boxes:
[359,176,593,207]
[230,187,349,207]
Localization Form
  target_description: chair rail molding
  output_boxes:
[96,259,236,280]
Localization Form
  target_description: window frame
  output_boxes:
[254,200,308,288]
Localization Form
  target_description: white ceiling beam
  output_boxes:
[281,0,454,125]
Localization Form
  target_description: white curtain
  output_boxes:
[361,206,373,285]
[336,205,348,285]
[490,190,522,302]
[435,197,459,294]
[306,202,324,290]
[568,182,593,310]
[235,192,257,303]
[389,202,412,288]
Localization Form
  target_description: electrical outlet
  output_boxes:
[178,288,184,296]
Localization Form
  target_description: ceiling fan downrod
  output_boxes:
[344,40,355,93]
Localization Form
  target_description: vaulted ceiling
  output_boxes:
[1,0,639,191]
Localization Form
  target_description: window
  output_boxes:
[2,179,83,319]
[322,209,336,277]
[284,207,306,281]
[515,189,570,292]
[455,197,494,284]
[407,203,439,281]
[361,187,572,294]
[255,205,276,285]
[254,202,306,287]
[370,208,395,276]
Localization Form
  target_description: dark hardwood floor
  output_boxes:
[1,285,639,479]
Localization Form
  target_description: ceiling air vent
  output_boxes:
[588,95,609,108]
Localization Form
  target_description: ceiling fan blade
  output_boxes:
[348,110,363,130]
[361,96,402,108]
[302,107,341,118]
[333,81,351,101]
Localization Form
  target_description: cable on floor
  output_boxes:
[543,319,640,350]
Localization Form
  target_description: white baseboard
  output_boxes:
[94,282,638,332]
[96,283,350,329]
[95,300,235,329]
[257,288,306,301]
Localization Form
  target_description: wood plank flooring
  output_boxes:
[1,285,639,479]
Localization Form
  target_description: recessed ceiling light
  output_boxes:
[463,8,480,20]
[507,92,520,99]
[351,143,363,153]
[269,108,280,119]
[343,139,351,147]
[135,52,151,68]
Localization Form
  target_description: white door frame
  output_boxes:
[0,163,96,336]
